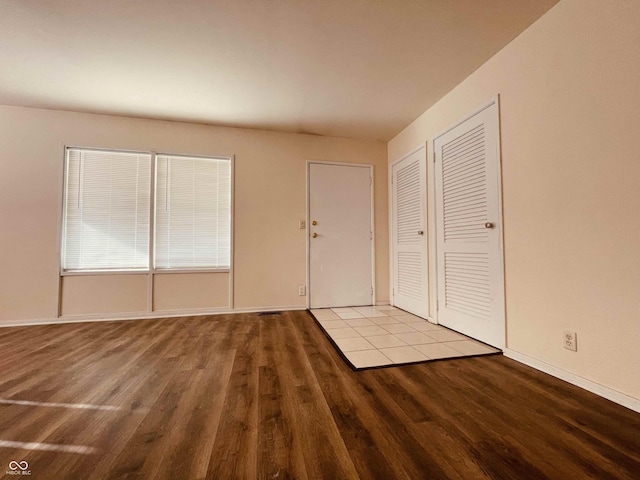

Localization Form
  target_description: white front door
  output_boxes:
[391,147,429,318]
[434,100,505,348]
[308,162,373,308]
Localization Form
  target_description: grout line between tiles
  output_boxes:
[307,307,502,370]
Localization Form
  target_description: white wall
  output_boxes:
[389,0,640,401]
[0,106,389,321]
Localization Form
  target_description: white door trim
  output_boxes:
[432,95,506,348]
[389,144,429,316]
[306,160,376,309]
[433,96,501,141]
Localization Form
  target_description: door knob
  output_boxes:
[312,232,318,238]
[485,222,495,229]
[312,220,318,226]
[418,230,424,235]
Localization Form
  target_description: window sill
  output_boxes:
[61,268,230,276]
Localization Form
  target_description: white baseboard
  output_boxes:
[229,305,304,314]
[504,348,640,414]
[0,305,306,329]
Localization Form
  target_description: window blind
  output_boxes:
[154,155,231,269]
[62,149,151,271]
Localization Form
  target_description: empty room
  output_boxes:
[1,0,639,478]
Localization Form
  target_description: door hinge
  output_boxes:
[370,287,374,296]
[370,177,373,185]
[433,151,436,163]
[436,299,439,310]
[370,231,373,240]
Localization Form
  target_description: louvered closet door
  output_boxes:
[392,147,428,318]
[434,101,505,348]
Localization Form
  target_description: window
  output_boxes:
[61,148,232,273]
[155,155,231,269]
[62,149,151,271]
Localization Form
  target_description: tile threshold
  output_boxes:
[308,306,501,370]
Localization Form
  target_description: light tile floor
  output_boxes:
[310,306,500,369]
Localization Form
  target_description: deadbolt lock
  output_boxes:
[312,220,318,226]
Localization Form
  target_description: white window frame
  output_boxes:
[153,152,233,273]
[59,147,234,276]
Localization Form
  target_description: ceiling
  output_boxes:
[0,0,559,141]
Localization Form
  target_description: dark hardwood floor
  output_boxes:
[0,311,638,479]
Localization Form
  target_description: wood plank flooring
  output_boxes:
[0,311,638,479]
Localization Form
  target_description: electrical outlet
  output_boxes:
[563,330,577,351]
[299,220,306,229]
[298,285,306,296]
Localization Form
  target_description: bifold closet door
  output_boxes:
[391,147,428,318]
[434,101,505,348]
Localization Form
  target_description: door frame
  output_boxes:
[306,160,376,309]
[388,144,430,317]
[431,95,507,348]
